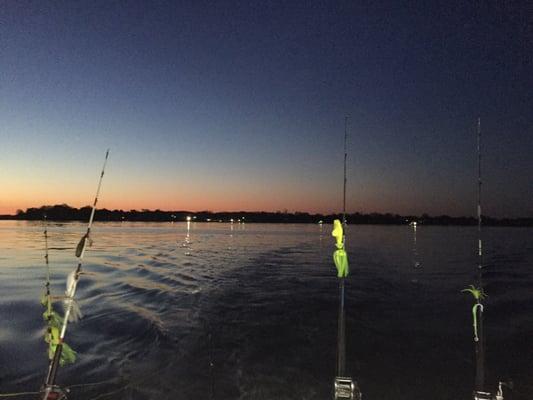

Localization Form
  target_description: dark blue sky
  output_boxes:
[1,1,531,216]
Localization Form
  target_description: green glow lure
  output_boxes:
[332,219,349,278]
[462,285,487,301]
[44,326,76,366]
[462,285,487,342]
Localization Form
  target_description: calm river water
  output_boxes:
[0,221,531,399]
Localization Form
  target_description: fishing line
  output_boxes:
[65,378,120,390]
[0,379,120,399]
[0,392,40,398]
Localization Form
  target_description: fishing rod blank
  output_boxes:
[463,120,507,400]
[331,117,360,400]
[474,117,487,399]
[337,116,348,379]
[40,150,109,400]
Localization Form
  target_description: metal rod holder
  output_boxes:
[334,376,361,400]
[40,384,68,400]
[473,390,492,400]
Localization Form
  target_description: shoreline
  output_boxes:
[1,212,532,227]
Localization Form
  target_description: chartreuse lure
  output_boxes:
[462,285,486,301]
[462,285,487,342]
[44,326,77,366]
[332,219,349,278]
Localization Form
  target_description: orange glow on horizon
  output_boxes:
[0,166,473,217]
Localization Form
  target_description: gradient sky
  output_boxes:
[1,1,532,217]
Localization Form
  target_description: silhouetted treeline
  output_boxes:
[1,204,531,226]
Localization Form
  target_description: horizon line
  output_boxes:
[4,203,533,221]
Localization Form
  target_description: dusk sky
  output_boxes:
[1,1,531,217]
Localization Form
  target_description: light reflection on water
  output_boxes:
[0,221,532,399]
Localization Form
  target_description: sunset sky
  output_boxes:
[1,2,532,217]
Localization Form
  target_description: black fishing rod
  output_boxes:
[337,116,348,378]
[462,119,509,400]
[43,216,51,322]
[474,117,486,396]
[40,150,109,400]
[332,117,360,399]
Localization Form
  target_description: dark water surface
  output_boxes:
[0,221,531,399]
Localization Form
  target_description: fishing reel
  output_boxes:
[40,384,68,400]
[473,391,492,400]
[473,380,513,400]
[334,376,361,400]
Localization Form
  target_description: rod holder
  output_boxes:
[40,384,68,400]
[494,380,509,400]
[334,376,361,400]
[473,391,492,400]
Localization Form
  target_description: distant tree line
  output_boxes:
[0,204,531,226]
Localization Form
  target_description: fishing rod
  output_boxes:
[342,116,348,228]
[462,118,488,400]
[331,117,360,400]
[338,116,348,378]
[474,117,486,397]
[462,120,508,400]
[43,216,52,323]
[40,150,109,400]
[42,214,77,359]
